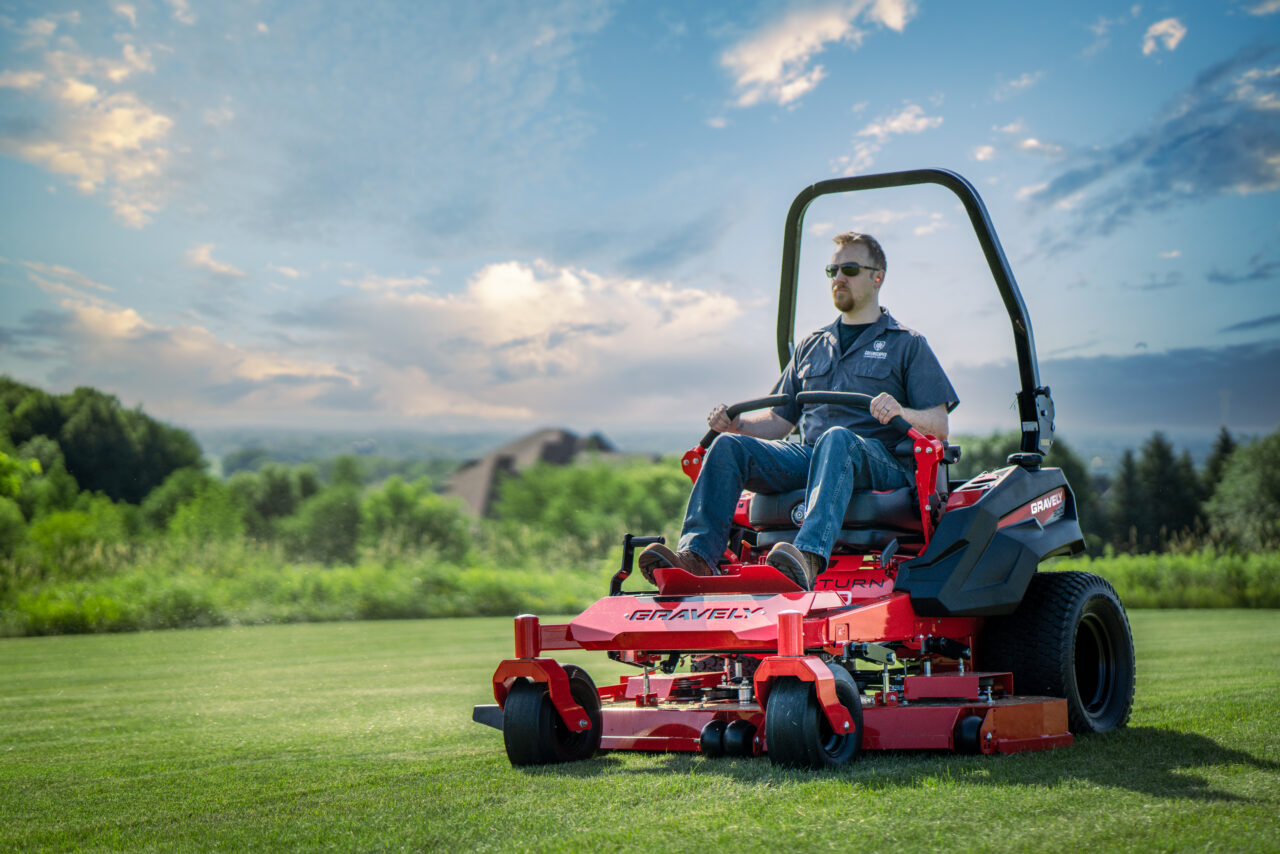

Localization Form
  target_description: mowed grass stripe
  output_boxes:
[2,612,1278,852]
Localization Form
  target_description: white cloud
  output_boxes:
[31,298,367,421]
[1246,0,1280,13]
[1016,182,1048,201]
[706,116,727,129]
[0,70,45,90]
[833,103,942,175]
[995,71,1044,100]
[721,1,918,108]
[4,259,753,427]
[1159,250,1181,258]
[1233,65,1280,111]
[0,90,173,226]
[859,103,942,140]
[165,0,197,26]
[186,244,246,278]
[203,104,235,126]
[343,273,431,293]
[913,213,947,236]
[256,22,270,34]
[20,260,115,305]
[1142,18,1186,56]
[56,78,99,104]
[972,144,996,161]
[996,120,1025,134]
[264,259,754,424]
[112,3,137,27]
[1018,137,1064,157]
[268,264,303,279]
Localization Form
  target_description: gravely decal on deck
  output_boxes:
[626,606,767,622]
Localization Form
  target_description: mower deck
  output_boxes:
[476,666,1072,755]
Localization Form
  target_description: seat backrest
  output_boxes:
[745,445,960,551]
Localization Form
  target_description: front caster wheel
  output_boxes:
[502,664,602,766]
[765,663,864,768]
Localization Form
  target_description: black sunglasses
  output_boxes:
[825,262,882,278]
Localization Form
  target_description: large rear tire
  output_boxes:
[765,663,864,768]
[502,664,602,766]
[980,571,1135,734]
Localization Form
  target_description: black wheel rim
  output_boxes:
[1075,608,1115,718]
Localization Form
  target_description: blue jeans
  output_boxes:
[678,427,912,566]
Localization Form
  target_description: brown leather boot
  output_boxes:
[765,542,825,590]
[637,543,715,583]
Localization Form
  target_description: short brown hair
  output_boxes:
[832,232,886,272]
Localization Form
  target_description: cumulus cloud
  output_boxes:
[832,103,942,175]
[0,31,172,227]
[1142,18,1186,56]
[972,145,996,161]
[721,0,918,107]
[269,264,303,279]
[1024,45,1280,244]
[0,70,46,90]
[262,259,756,425]
[186,244,246,278]
[5,298,371,421]
[1246,0,1280,13]
[112,3,138,27]
[164,0,196,26]
[1017,137,1064,157]
[994,71,1043,100]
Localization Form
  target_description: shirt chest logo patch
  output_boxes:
[863,340,888,359]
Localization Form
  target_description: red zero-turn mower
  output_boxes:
[473,169,1136,768]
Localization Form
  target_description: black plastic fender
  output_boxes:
[895,465,1085,617]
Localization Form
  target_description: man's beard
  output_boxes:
[832,287,854,312]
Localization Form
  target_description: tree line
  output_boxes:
[1,375,1277,589]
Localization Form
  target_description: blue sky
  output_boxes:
[1,0,1277,447]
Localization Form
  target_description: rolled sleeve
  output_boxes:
[769,358,802,425]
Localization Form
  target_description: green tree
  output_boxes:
[14,437,80,520]
[55,387,201,504]
[142,467,216,531]
[1108,449,1144,553]
[361,476,471,560]
[1202,426,1237,497]
[227,464,313,540]
[280,486,362,564]
[1206,431,1280,551]
[1135,432,1202,549]
[169,482,246,545]
[0,496,24,558]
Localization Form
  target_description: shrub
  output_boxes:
[361,477,472,561]
[0,496,25,558]
[169,482,246,545]
[279,486,361,564]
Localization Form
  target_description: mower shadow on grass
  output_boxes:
[511,727,1279,804]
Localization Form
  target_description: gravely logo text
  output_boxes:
[1030,491,1064,515]
[626,606,766,622]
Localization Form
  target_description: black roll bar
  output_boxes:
[775,168,1055,455]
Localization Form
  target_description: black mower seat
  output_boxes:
[745,444,959,552]
[748,487,919,531]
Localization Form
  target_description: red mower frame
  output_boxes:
[474,169,1135,768]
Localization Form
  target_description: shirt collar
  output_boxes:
[825,307,899,357]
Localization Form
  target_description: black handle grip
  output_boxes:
[699,394,793,449]
[795,391,914,437]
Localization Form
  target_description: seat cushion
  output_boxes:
[747,487,920,533]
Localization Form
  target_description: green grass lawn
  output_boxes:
[2,611,1278,852]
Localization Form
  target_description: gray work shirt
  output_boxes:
[770,307,959,464]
